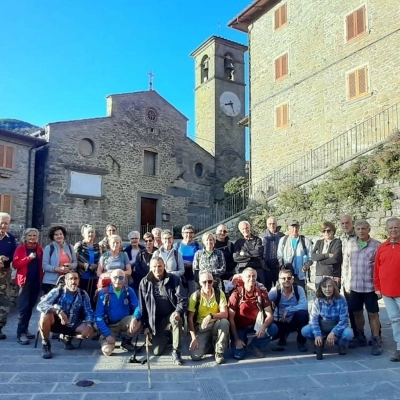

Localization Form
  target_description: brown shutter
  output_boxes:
[282,104,289,126]
[276,107,282,128]
[5,146,13,169]
[346,13,355,41]
[282,54,288,77]
[275,8,280,30]
[281,4,287,25]
[275,58,281,79]
[358,66,367,95]
[1,195,12,214]
[356,6,366,35]
[0,145,4,168]
[348,71,357,99]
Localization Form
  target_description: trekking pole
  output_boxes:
[146,335,152,389]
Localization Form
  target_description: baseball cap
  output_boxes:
[287,219,300,226]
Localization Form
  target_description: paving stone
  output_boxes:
[311,369,400,386]
[357,358,400,370]
[0,373,15,383]
[75,371,167,382]
[128,381,199,393]
[10,373,77,383]
[54,382,128,393]
[198,378,230,399]
[162,393,204,400]
[332,361,370,372]
[232,392,292,400]
[0,383,56,394]
[84,393,159,400]
[0,396,34,400]
[32,395,84,400]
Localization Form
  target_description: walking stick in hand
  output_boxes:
[146,334,152,389]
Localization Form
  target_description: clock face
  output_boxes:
[220,91,241,117]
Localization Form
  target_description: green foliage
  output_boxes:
[224,177,249,195]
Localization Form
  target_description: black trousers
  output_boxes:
[265,268,279,291]
[274,309,309,344]
[17,280,41,336]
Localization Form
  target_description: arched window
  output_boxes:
[201,55,209,83]
[224,53,234,81]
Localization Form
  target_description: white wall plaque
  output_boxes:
[69,171,102,197]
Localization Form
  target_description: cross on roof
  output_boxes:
[147,71,155,91]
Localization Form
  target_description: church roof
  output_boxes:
[0,128,47,147]
[228,0,272,33]
[190,36,247,57]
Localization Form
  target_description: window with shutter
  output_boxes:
[346,6,366,42]
[347,66,368,100]
[143,151,158,176]
[0,145,14,170]
[275,3,287,30]
[276,103,290,129]
[275,53,288,80]
[0,195,12,214]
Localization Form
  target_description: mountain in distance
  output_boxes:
[0,119,41,135]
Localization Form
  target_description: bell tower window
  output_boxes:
[224,53,235,81]
[201,55,209,83]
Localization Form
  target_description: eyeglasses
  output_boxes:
[111,275,125,281]
[218,230,227,233]
[144,239,153,242]
[322,229,332,233]
[280,277,292,281]
[201,280,213,285]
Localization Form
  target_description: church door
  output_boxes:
[140,198,157,235]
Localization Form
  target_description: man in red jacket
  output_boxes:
[374,217,400,362]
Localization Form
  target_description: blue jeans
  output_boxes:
[301,324,353,347]
[231,323,278,360]
[382,296,400,350]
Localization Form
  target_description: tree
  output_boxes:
[224,177,250,216]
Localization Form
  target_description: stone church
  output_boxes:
[30,36,247,233]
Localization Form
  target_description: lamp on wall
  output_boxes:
[162,213,170,222]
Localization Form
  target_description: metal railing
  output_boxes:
[193,102,400,232]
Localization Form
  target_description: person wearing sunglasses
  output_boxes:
[95,269,141,356]
[311,222,342,290]
[188,272,229,364]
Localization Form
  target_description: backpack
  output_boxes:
[49,243,74,258]
[274,283,300,311]
[281,235,307,255]
[192,288,221,325]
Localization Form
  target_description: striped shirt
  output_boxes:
[342,237,381,292]
[309,295,349,338]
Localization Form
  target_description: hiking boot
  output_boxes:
[390,350,400,362]
[315,345,324,360]
[356,331,367,347]
[171,350,183,366]
[42,341,53,359]
[368,335,383,346]
[277,338,287,346]
[371,337,382,356]
[298,343,308,352]
[121,337,136,352]
[62,337,75,350]
[248,344,265,358]
[348,337,359,348]
[25,330,36,340]
[0,328,6,340]
[338,346,347,355]
[17,334,30,345]
[215,353,225,364]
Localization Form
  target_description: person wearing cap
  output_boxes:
[277,220,313,290]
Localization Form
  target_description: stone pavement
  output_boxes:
[1,300,400,400]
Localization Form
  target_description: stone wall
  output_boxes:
[40,90,218,230]
[249,0,400,184]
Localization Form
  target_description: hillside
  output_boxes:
[0,119,41,135]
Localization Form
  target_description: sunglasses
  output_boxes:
[218,230,227,233]
[322,229,332,233]
[280,277,292,281]
[201,280,213,285]
[144,239,153,242]
[112,275,125,281]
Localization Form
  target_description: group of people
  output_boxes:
[1,211,400,364]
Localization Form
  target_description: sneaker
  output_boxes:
[298,343,308,352]
[215,352,225,364]
[17,334,30,345]
[42,341,53,359]
[277,338,287,346]
[121,337,136,352]
[25,330,36,340]
[338,346,347,355]
[390,350,400,362]
[62,337,75,351]
[371,337,382,356]
[0,328,6,340]
[248,345,265,358]
[171,350,183,366]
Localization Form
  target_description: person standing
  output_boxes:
[374,217,400,362]
[214,225,236,282]
[151,227,163,249]
[0,212,17,340]
[262,216,284,291]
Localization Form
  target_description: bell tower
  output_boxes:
[190,36,247,200]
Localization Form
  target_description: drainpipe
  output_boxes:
[247,24,253,189]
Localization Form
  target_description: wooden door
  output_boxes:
[140,198,157,234]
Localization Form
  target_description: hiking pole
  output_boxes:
[145,335,152,389]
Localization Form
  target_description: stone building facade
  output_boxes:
[229,0,400,185]
[0,128,46,229]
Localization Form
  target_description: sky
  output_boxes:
[0,0,250,141]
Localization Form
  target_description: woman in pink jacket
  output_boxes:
[13,228,43,345]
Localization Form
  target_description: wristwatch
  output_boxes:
[209,313,214,319]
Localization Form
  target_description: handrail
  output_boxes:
[193,102,400,232]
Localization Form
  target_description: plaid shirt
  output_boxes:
[310,295,349,337]
[37,287,94,326]
[192,249,226,276]
[342,237,381,292]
